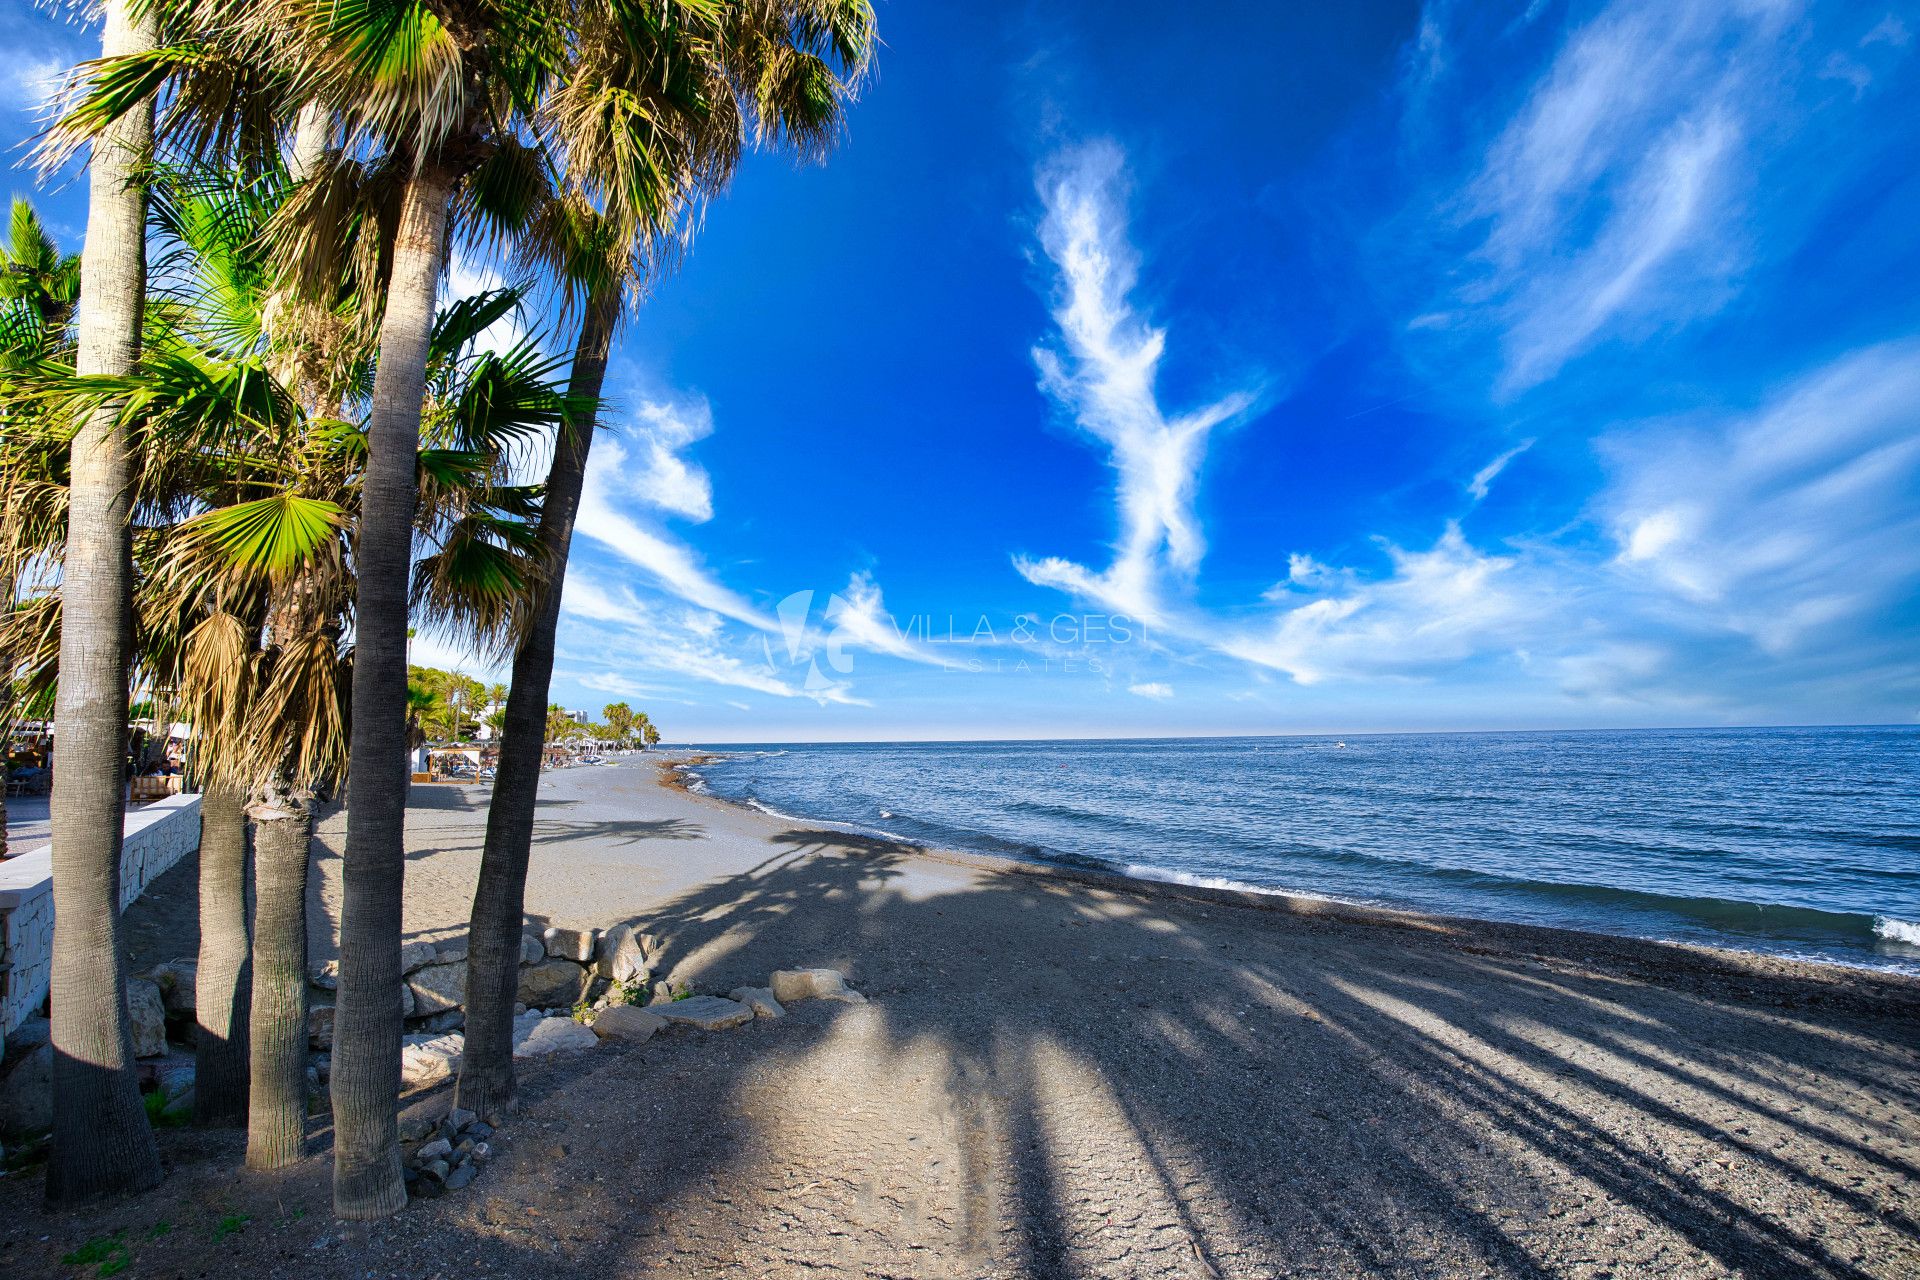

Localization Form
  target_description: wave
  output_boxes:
[1120,863,1346,905]
[1875,916,1920,947]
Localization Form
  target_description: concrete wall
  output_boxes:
[0,793,202,1036]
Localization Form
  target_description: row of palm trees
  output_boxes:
[9,0,874,1216]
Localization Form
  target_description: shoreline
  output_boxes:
[662,754,1920,1005]
[10,750,1917,1277]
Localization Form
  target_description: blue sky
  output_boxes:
[7,1,1919,741]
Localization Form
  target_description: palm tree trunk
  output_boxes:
[192,786,250,1126]
[331,159,456,1221]
[43,0,163,1207]
[246,788,310,1169]
[457,287,619,1120]
[288,101,331,184]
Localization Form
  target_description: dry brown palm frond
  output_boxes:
[177,609,260,783]
[244,627,350,790]
[262,146,407,334]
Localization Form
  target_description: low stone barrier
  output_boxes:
[0,794,203,1037]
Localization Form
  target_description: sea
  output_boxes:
[682,726,1920,974]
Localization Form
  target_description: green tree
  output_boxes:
[602,701,634,742]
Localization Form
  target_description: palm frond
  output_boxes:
[176,492,348,578]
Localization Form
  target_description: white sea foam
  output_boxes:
[1873,916,1920,947]
[1120,863,1347,907]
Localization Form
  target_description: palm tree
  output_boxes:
[41,0,166,1206]
[49,0,873,1214]
[0,197,85,864]
[642,720,660,748]
[456,0,875,1122]
[3,161,565,1171]
[602,701,634,743]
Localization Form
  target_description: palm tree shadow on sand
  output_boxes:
[435,828,1920,1279]
[54,819,1920,1278]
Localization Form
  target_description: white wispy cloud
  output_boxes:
[1449,0,1796,394]
[1600,338,1920,654]
[1014,141,1262,623]
[1467,438,1534,501]
[560,570,864,706]
[826,572,952,668]
[4,52,65,110]
[621,397,716,522]
[1128,682,1173,700]
[1225,523,1552,686]
[575,438,773,632]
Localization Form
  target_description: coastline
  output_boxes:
[16,751,1916,1278]
[665,753,1920,1009]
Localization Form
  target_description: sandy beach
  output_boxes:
[6,757,1919,1278]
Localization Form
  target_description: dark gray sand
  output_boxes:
[5,759,1918,1278]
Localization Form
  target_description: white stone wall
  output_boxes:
[0,793,202,1035]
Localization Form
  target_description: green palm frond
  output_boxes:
[411,512,543,655]
[177,492,348,578]
[437,339,573,453]
[427,287,524,364]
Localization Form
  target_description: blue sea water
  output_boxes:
[685,727,1920,973]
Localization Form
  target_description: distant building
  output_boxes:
[565,709,590,725]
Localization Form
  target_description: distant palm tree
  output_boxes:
[0,197,83,865]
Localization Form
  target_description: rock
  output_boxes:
[426,1157,451,1179]
[8,1015,50,1054]
[400,1033,464,1088]
[590,1005,667,1043]
[415,1136,453,1161]
[769,968,866,1005]
[126,977,168,1058]
[468,1120,494,1140]
[444,1162,476,1191]
[543,925,597,962]
[448,1106,477,1132]
[512,1014,599,1057]
[470,1141,492,1163]
[422,1010,464,1034]
[517,958,589,1009]
[307,1005,335,1050]
[147,959,197,1014]
[521,934,546,966]
[141,1052,196,1103]
[594,923,649,984]
[434,939,468,966]
[728,986,786,1019]
[0,1043,53,1136]
[400,940,438,974]
[407,961,466,1015]
[309,960,339,990]
[398,1112,438,1143]
[654,995,753,1032]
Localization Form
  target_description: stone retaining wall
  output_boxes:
[0,793,203,1036]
